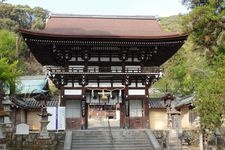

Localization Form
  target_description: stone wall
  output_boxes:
[1,131,65,150]
[152,130,199,149]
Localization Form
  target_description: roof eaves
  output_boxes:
[19,28,188,41]
[175,95,195,108]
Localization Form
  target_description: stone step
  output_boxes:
[73,137,149,140]
[71,147,153,150]
[73,134,148,138]
[72,134,147,137]
[72,130,147,133]
[72,145,153,149]
[72,147,153,150]
[72,136,148,140]
[72,139,150,143]
[72,139,149,143]
[70,129,156,150]
[73,132,147,135]
[72,145,113,149]
[72,141,151,145]
[73,136,111,139]
[73,137,150,140]
[72,142,152,146]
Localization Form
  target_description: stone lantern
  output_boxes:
[163,93,174,107]
[34,93,52,139]
[38,106,52,139]
[163,93,175,127]
[2,96,13,132]
[163,93,182,149]
[0,92,12,139]
[168,105,181,129]
[0,107,7,139]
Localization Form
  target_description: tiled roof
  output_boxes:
[149,98,166,109]
[149,95,194,109]
[10,96,58,109]
[175,95,194,108]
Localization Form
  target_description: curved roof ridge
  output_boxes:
[49,13,156,20]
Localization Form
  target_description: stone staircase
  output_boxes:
[70,129,157,150]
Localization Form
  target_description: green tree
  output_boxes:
[159,15,184,32]
[182,2,225,57]
[0,58,20,94]
[182,0,224,8]
[0,18,19,31]
[181,0,225,131]
[0,3,48,31]
[0,3,48,74]
[0,29,16,59]
[155,1,225,148]
[0,29,22,94]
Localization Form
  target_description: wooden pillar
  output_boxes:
[124,86,129,128]
[81,86,87,129]
[143,85,150,128]
[120,86,129,128]
[120,101,125,128]
[60,86,64,103]
[142,75,152,129]
[120,85,130,128]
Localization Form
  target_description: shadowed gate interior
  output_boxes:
[65,89,146,129]
[87,89,121,129]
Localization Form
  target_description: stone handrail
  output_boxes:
[145,129,161,150]
[63,130,72,150]
[108,119,114,145]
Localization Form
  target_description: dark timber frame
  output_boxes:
[20,15,187,129]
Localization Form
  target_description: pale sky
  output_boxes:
[7,0,189,17]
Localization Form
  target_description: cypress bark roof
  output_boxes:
[42,14,183,38]
[20,14,187,39]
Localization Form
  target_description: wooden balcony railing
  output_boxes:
[48,66,162,74]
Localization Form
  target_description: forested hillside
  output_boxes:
[160,15,183,32]
[0,2,48,76]
[157,0,225,144]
